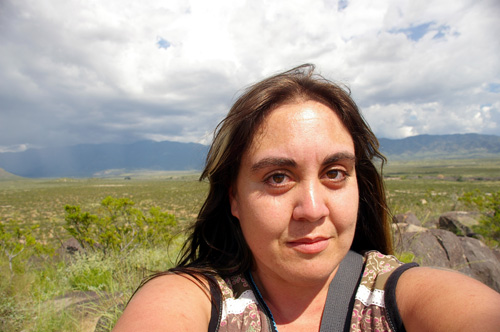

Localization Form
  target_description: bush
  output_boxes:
[0,294,26,331]
[64,196,178,254]
[460,190,500,247]
[0,219,49,273]
[394,251,423,264]
[67,252,114,292]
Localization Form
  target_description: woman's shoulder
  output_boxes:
[396,266,500,331]
[112,272,213,332]
[354,251,500,331]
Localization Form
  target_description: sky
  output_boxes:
[0,0,499,152]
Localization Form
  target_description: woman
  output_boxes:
[113,64,500,331]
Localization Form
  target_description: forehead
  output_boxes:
[251,100,352,146]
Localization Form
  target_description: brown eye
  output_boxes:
[326,170,345,181]
[271,174,286,184]
[264,172,290,187]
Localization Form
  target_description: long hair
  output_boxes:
[169,64,392,279]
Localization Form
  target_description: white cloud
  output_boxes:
[0,0,499,150]
[0,144,30,153]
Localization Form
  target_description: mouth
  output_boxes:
[287,237,330,254]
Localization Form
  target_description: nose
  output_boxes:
[292,180,329,222]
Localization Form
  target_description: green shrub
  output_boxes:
[30,305,79,332]
[394,251,424,264]
[0,219,50,273]
[67,253,114,292]
[0,294,26,331]
[460,190,500,247]
[64,196,178,254]
[32,261,69,301]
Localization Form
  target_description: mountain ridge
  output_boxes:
[0,134,499,178]
[0,168,23,180]
[379,133,500,160]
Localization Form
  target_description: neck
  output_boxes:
[249,266,338,330]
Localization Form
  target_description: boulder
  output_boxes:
[392,223,428,234]
[424,217,439,228]
[395,228,448,267]
[458,236,500,292]
[393,212,421,226]
[395,222,500,292]
[428,228,474,276]
[438,211,480,237]
[56,237,85,257]
[494,248,500,262]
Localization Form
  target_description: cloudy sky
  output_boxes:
[1,0,499,152]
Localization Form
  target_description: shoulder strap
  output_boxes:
[320,250,364,332]
[384,262,419,332]
[208,276,222,332]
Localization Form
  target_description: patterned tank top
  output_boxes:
[209,251,417,332]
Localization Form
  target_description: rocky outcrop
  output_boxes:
[458,236,500,291]
[61,237,85,255]
[393,211,500,292]
[438,211,480,237]
[393,212,421,226]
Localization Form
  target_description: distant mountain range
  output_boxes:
[379,133,500,160]
[0,134,499,178]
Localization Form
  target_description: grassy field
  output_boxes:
[0,158,499,331]
[0,172,207,243]
[383,158,500,223]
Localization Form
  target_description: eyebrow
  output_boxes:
[250,157,297,173]
[250,152,356,173]
[322,152,356,166]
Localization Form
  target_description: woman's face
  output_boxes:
[230,100,359,286]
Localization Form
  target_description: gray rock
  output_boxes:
[395,216,500,293]
[494,248,500,262]
[392,223,428,234]
[56,237,85,258]
[395,228,472,275]
[438,211,480,237]
[458,236,500,292]
[393,212,421,226]
[428,229,473,276]
[424,217,440,228]
[395,228,451,268]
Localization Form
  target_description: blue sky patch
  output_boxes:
[391,22,455,41]
[432,25,456,40]
[487,83,500,93]
[157,37,171,49]
[392,22,432,41]
[338,0,348,11]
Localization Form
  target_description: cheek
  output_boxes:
[237,196,290,241]
[330,186,359,228]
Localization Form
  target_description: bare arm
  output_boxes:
[397,267,500,332]
[112,273,212,332]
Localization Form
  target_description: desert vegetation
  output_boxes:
[1,160,499,331]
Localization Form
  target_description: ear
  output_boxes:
[228,186,240,219]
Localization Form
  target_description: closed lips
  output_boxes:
[287,237,330,254]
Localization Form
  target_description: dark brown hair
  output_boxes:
[169,64,392,279]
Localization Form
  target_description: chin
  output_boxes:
[282,255,344,285]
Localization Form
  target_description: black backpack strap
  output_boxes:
[208,277,222,332]
[384,262,419,332]
[320,250,364,332]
